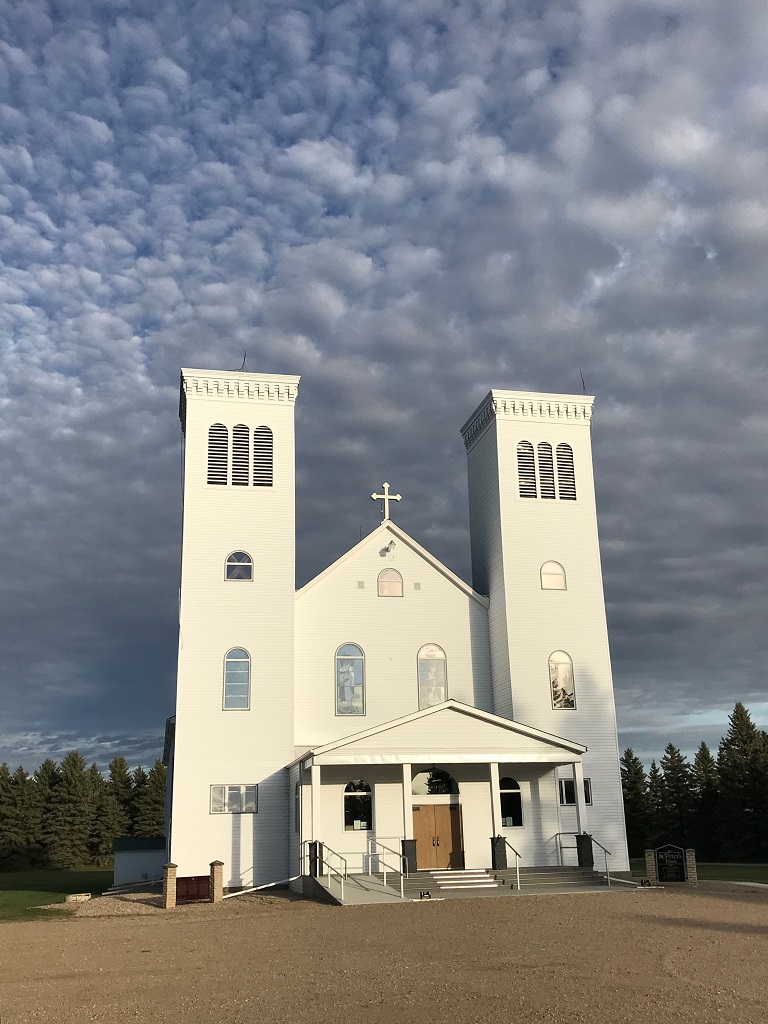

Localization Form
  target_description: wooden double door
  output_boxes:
[412,804,463,870]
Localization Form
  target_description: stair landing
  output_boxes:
[312,865,616,905]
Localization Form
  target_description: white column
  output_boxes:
[310,764,322,840]
[572,761,587,834]
[402,763,413,839]
[489,762,502,835]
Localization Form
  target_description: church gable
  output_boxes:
[293,524,493,748]
[296,521,487,607]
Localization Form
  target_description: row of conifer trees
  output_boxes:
[0,753,166,870]
[621,703,768,861]
[2,703,765,871]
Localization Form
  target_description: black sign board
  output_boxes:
[655,844,686,882]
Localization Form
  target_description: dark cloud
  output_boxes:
[0,0,766,770]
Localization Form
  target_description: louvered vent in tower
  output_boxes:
[207,424,228,485]
[538,442,555,499]
[517,441,537,497]
[232,425,250,486]
[556,443,576,500]
[253,426,273,486]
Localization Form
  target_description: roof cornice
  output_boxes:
[180,368,300,404]
[460,389,594,450]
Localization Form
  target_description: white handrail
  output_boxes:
[495,836,521,891]
[552,832,612,886]
[319,843,347,902]
[367,838,408,898]
[379,859,405,899]
[367,838,409,876]
[590,835,613,887]
[301,840,347,902]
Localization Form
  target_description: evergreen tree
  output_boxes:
[88,764,127,864]
[647,760,664,847]
[130,765,149,833]
[43,752,94,868]
[108,756,133,831]
[718,703,768,861]
[620,749,651,857]
[133,761,166,837]
[0,763,29,869]
[658,744,693,847]
[33,759,61,867]
[12,765,44,867]
[691,742,720,861]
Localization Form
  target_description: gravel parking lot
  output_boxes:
[0,882,766,1024]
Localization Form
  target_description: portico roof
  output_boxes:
[291,700,587,768]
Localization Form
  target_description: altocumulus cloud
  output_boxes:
[0,0,766,770]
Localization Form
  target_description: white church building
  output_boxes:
[163,367,630,895]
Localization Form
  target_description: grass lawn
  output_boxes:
[0,868,113,923]
[630,859,768,884]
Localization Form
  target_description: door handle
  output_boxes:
[435,837,440,846]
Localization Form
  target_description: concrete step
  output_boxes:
[429,869,498,890]
[365,866,607,900]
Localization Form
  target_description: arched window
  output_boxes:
[225,551,253,581]
[417,644,447,708]
[336,643,365,715]
[500,777,523,827]
[223,648,250,710]
[344,780,372,831]
[556,443,576,500]
[537,442,555,499]
[231,424,249,486]
[517,441,537,497]
[540,561,566,590]
[378,568,403,597]
[411,768,459,795]
[253,426,273,486]
[207,424,228,485]
[549,651,575,709]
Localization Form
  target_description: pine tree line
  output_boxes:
[621,702,768,861]
[0,754,166,870]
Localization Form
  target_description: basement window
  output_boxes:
[210,784,258,813]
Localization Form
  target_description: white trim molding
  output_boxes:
[461,390,594,450]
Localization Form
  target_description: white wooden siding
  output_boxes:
[464,394,630,871]
[170,372,298,884]
[466,424,513,719]
[294,530,493,747]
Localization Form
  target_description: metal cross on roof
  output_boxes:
[371,481,402,521]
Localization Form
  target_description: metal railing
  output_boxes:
[553,831,576,866]
[300,840,347,902]
[366,838,408,900]
[553,832,612,886]
[221,875,301,899]
[591,836,613,887]
[319,843,347,903]
[494,836,521,890]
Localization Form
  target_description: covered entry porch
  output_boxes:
[291,701,590,880]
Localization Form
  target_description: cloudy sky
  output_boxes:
[1,0,767,773]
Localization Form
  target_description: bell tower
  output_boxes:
[169,368,300,886]
[461,390,629,870]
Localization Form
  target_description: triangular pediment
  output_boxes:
[296,521,488,607]
[301,701,585,766]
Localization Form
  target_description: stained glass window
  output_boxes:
[336,643,365,715]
